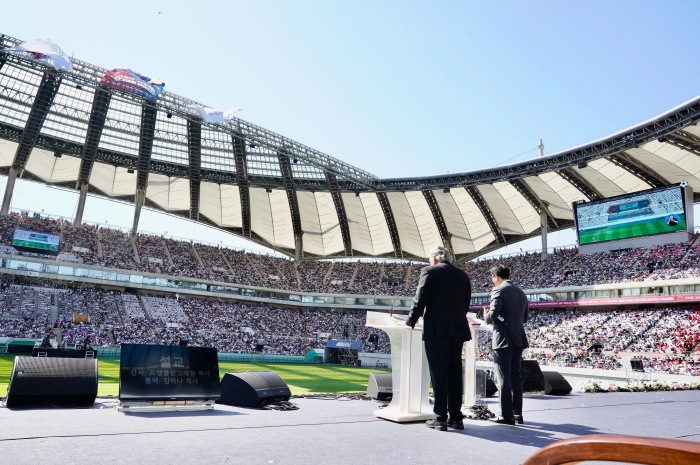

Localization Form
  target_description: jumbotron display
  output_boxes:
[574,184,689,245]
[11,228,60,256]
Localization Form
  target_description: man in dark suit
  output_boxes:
[406,246,472,431]
[484,264,529,425]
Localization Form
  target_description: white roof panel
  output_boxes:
[250,187,295,250]
[584,159,651,196]
[89,162,136,197]
[524,172,587,220]
[25,149,80,183]
[297,191,344,256]
[199,182,242,228]
[342,192,393,256]
[146,174,190,211]
[433,188,489,255]
[387,191,441,259]
[0,140,17,168]
[477,182,539,235]
[628,144,700,189]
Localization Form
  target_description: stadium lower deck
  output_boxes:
[0,390,698,465]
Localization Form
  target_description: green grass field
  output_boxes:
[579,216,686,245]
[0,355,381,397]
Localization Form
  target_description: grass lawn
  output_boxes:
[0,355,381,397]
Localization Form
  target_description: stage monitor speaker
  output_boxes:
[521,359,547,395]
[217,371,291,408]
[543,371,572,396]
[476,368,498,397]
[6,356,98,408]
[367,372,392,400]
[630,358,645,372]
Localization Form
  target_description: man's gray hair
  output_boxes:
[428,245,452,263]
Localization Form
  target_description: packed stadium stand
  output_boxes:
[2,212,700,293]
[0,210,699,376]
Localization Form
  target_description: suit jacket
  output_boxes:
[406,261,472,341]
[485,280,529,349]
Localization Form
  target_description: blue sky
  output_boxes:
[3,1,700,255]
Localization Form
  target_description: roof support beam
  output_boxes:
[609,152,668,188]
[376,192,402,258]
[510,178,560,229]
[74,86,111,225]
[1,70,62,215]
[131,102,158,236]
[233,135,251,237]
[666,131,700,156]
[466,186,505,246]
[187,120,202,221]
[422,190,453,253]
[325,172,352,256]
[557,167,604,202]
[277,148,303,258]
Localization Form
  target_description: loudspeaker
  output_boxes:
[6,356,98,408]
[217,371,290,408]
[543,371,572,396]
[476,368,498,397]
[521,360,547,395]
[630,358,644,372]
[367,372,392,400]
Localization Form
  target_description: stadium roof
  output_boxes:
[2,33,700,262]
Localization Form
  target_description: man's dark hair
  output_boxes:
[490,264,510,279]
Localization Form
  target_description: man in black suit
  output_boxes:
[484,264,529,425]
[406,246,472,431]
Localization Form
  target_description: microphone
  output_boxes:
[390,295,399,318]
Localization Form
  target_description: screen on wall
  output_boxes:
[11,228,61,256]
[573,185,689,246]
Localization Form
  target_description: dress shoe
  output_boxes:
[493,416,515,425]
[446,418,464,430]
[514,414,524,425]
[425,419,447,431]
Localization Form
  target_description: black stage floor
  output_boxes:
[1,390,699,465]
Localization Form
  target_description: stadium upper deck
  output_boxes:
[2,33,700,261]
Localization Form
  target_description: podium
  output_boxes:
[463,316,490,407]
[365,311,433,422]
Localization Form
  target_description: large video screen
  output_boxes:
[119,344,221,401]
[11,228,61,256]
[574,185,688,245]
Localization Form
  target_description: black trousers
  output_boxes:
[424,337,465,421]
[493,346,524,419]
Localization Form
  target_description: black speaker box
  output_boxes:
[217,371,291,408]
[521,359,547,394]
[367,372,392,400]
[6,356,98,408]
[476,368,498,397]
[630,358,645,372]
[543,371,572,395]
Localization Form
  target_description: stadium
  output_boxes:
[1,21,700,465]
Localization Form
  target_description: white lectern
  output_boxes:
[365,311,433,422]
[463,316,486,407]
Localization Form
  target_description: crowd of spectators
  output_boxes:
[1,212,700,297]
[0,278,697,374]
[0,212,699,376]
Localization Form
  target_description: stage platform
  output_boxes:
[1,390,698,465]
